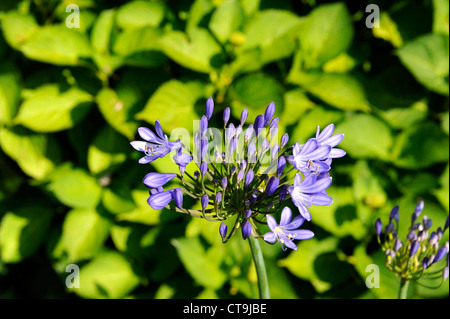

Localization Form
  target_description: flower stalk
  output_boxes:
[248,235,270,299]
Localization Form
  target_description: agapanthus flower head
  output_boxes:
[131,97,345,250]
[376,201,449,283]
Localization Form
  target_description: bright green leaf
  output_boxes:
[116,0,165,29]
[397,33,449,95]
[47,164,102,209]
[0,62,21,125]
[91,9,116,54]
[61,208,111,262]
[0,11,38,49]
[209,0,245,43]
[76,249,140,299]
[299,2,354,68]
[0,206,53,263]
[14,84,93,132]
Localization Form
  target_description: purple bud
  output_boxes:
[437,227,443,241]
[206,97,214,120]
[280,133,289,149]
[422,256,430,270]
[423,215,432,230]
[200,115,208,134]
[389,206,399,223]
[277,156,286,177]
[240,108,248,126]
[385,222,395,234]
[279,186,287,202]
[444,216,449,231]
[230,165,237,175]
[412,200,425,223]
[443,267,449,281]
[219,222,227,240]
[265,176,279,196]
[194,171,200,179]
[262,139,270,153]
[215,192,222,204]
[240,159,247,170]
[434,245,448,264]
[271,144,279,160]
[264,102,275,127]
[410,240,420,257]
[407,231,416,241]
[248,141,256,161]
[201,194,209,210]
[147,190,173,210]
[375,218,382,237]
[244,124,254,142]
[237,169,245,184]
[241,219,252,239]
[429,232,438,245]
[143,172,176,188]
[245,209,252,219]
[394,239,403,252]
[173,188,183,209]
[254,114,265,136]
[226,123,235,143]
[223,107,230,126]
[245,169,254,187]
[235,125,243,138]
[200,162,208,176]
[221,177,228,189]
[270,117,279,130]
[199,138,208,162]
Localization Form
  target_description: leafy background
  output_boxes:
[0,0,448,299]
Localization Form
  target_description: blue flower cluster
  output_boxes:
[131,97,345,250]
[376,201,449,282]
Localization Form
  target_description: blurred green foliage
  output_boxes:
[0,0,448,299]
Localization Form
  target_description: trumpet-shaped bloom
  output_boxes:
[287,173,333,221]
[263,207,314,251]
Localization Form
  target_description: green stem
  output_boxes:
[248,236,270,299]
[398,278,410,299]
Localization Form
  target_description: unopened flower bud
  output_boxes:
[201,194,209,210]
[223,107,230,126]
[219,222,227,240]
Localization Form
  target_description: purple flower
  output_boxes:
[200,162,208,176]
[277,156,286,177]
[264,102,275,127]
[265,176,279,196]
[130,123,182,164]
[434,245,448,264]
[173,188,183,209]
[410,240,420,256]
[221,177,228,189]
[173,148,192,167]
[287,173,333,221]
[240,108,248,126]
[375,218,382,237]
[241,220,252,239]
[285,140,331,176]
[147,189,176,210]
[245,169,254,187]
[389,206,400,224]
[200,115,208,135]
[143,172,176,188]
[201,194,209,210]
[223,107,230,126]
[220,222,227,240]
[206,97,214,120]
[315,124,346,159]
[280,133,289,149]
[263,207,314,251]
[254,114,265,136]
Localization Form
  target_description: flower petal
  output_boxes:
[138,127,159,143]
[130,141,147,152]
[266,214,278,231]
[284,239,297,250]
[300,176,332,194]
[263,232,277,244]
[311,193,333,206]
[328,148,346,158]
[279,207,292,226]
[147,190,173,210]
[289,229,314,240]
[284,215,305,230]
[138,154,160,164]
[316,124,334,141]
[154,120,165,139]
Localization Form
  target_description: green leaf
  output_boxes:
[0,62,21,125]
[209,0,245,43]
[308,187,367,239]
[278,237,340,293]
[76,250,140,299]
[291,105,344,144]
[87,126,128,175]
[352,161,387,208]
[20,25,92,66]
[336,114,393,160]
[288,71,370,112]
[391,121,449,169]
[0,127,61,180]
[96,88,138,140]
[239,9,303,65]
[299,2,354,68]
[113,27,167,68]
[372,11,403,47]
[280,89,315,126]
[116,0,165,29]
[14,84,93,132]
[136,80,206,133]
[47,164,102,209]
[0,11,38,49]
[0,205,53,263]
[442,111,449,135]
[61,208,111,262]
[158,28,223,73]
[377,99,428,130]
[432,0,449,35]
[91,9,116,54]
[229,73,284,123]
[397,33,449,95]
[171,237,226,289]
